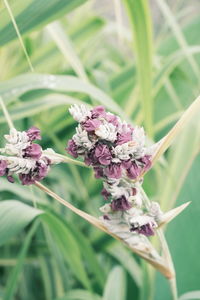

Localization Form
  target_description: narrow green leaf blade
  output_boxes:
[0,200,42,246]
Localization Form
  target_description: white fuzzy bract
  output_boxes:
[129,214,157,229]
[69,104,91,122]
[0,155,36,174]
[42,148,63,164]
[113,141,138,160]
[132,126,145,148]
[95,122,117,142]
[4,128,30,157]
[73,125,93,150]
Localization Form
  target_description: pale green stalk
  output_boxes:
[3,0,34,72]
[140,188,178,300]
[0,96,14,129]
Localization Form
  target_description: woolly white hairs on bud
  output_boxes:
[112,141,138,160]
[95,122,117,142]
[149,202,163,221]
[129,214,157,229]
[4,128,30,157]
[73,125,94,150]
[42,148,63,164]
[103,179,133,199]
[0,155,36,174]
[69,104,91,122]
[132,126,145,148]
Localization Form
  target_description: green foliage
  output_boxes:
[0,0,200,299]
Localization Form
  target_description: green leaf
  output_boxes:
[179,291,200,300]
[123,0,153,135]
[0,0,88,46]
[155,155,200,299]
[55,289,102,300]
[3,220,40,300]
[103,266,126,300]
[66,222,106,288]
[107,244,142,288]
[0,200,42,246]
[0,74,125,118]
[41,213,92,290]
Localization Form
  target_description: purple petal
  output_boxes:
[104,163,122,179]
[23,144,42,159]
[0,160,7,176]
[127,162,141,179]
[66,139,78,158]
[95,144,112,166]
[101,188,111,200]
[91,106,106,118]
[83,119,101,132]
[116,132,132,145]
[26,126,41,141]
[111,196,131,211]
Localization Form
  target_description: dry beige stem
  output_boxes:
[158,202,191,228]
[35,181,174,278]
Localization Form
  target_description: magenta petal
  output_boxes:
[127,162,141,179]
[104,163,122,179]
[83,119,101,132]
[101,188,111,200]
[0,160,7,176]
[95,144,111,166]
[24,144,42,159]
[116,132,132,145]
[93,167,104,178]
[66,139,78,158]
[111,196,131,211]
[91,106,106,118]
[26,126,41,141]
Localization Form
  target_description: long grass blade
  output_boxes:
[156,0,200,81]
[3,0,34,72]
[46,21,89,82]
[123,0,154,136]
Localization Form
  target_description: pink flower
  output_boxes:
[95,144,112,165]
[127,162,141,179]
[116,132,132,145]
[105,113,119,127]
[26,127,41,141]
[0,160,7,176]
[91,106,106,118]
[130,223,155,236]
[101,188,111,200]
[83,119,101,132]
[111,196,131,211]
[104,163,122,179]
[139,155,151,172]
[121,160,132,169]
[66,139,78,158]
[93,166,104,178]
[23,144,42,159]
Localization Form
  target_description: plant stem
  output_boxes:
[35,181,173,278]
[157,229,178,300]
[0,97,14,129]
[140,187,178,299]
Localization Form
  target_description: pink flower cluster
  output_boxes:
[67,105,153,236]
[0,127,51,185]
[67,106,151,180]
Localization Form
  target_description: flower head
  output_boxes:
[67,104,155,237]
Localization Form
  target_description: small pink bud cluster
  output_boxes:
[0,127,51,185]
[67,105,155,236]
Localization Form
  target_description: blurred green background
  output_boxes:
[0,0,200,299]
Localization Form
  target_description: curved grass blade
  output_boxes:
[3,220,40,300]
[3,0,34,71]
[123,0,153,136]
